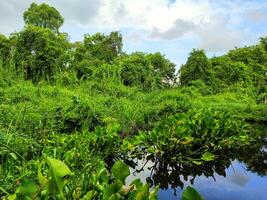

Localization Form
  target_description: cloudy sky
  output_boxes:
[1,0,267,67]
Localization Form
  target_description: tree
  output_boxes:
[23,3,64,32]
[120,52,153,90]
[119,52,176,90]
[179,49,210,85]
[226,44,267,94]
[210,56,252,85]
[83,31,123,63]
[146,52,176,85]
[0,34,12,67]
[260,36,267,51]
[73,32,123,79]
[13,25,69,82]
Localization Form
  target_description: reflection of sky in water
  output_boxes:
[127,159,267,200]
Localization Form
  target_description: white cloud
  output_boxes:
[50,0,103,25]
[197,15,251,52]
[150,18,196,40]
[0,0,266,53]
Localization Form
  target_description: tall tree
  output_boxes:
[23,3,64,32]
[0,34,12,67]
[120,52,153,90]
[13,25,69,82]
[146,52,176,85]
[179,49,210,85]
[83,31,123,63]
[73,32,123,79]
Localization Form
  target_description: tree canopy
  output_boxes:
[23,3,64,32]
[179,49,211,86]
[13,25,69,82]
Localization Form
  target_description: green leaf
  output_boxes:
[136,184,150,200]
[130,179,143,190]
[149,185,159,200]
[7,194,17,200]
[201,152,215,161]
[108,193,124,200]
[102,181,123,200]
[182,186,203,200]
[18,181,38,198]
[44,156,72,197]
[38,160,48,189]
[81,190,95,200]
[111,161,130,183]
[192,160,202,165]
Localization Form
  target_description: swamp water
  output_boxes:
[126,125,267,200]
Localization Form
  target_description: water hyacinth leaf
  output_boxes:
[111,161,130,183]
[102,181,123,200]
[136,184,149,200]
[182,186,203,200]
[130,178,143,190]
[44,156,72,197]
[201,152,215,161]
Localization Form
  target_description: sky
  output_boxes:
[1,0,267,67]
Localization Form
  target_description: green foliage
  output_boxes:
[120,52,153,89]
[83,32,123,63]
[119,52,175,90]
[13,25,69,82]
[0,3,266,200]
[123,108,250,163]
[3,159,159,200]
[111,161,130,184]
[181,186,203,200]
[41,156,72,198]
[179,49,211,86]
[23,3,64,32]
[0,34,12,67]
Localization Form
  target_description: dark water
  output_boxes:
[126,125,267,200]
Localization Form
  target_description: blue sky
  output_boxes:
[1,0,267,67]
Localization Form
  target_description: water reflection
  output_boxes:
[126,126,267,200]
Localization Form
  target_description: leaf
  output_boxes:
[136,184,149,200]
[108,193,124,200]
[7,194,17,200]
[18,181,38,198]
[102,181,123,200]
[81,190,95,200]
[9,153,17,161]
[192,160,202,165]
[149,185,159,200]
[44,156,72,197]
[201,152,215,161]
[38,160,48,189]
[130,178,143,190]
[182,186,203,200]
[111,161,130,184]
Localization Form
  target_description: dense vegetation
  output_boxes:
[0,3,266,200]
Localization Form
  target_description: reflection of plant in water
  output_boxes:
[129,152,231,191]
[236,136,267,176]
[128,130,266,196]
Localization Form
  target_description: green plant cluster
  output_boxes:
[122,108,250,165]
[0,2,266,200]
[2,156,159,200]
